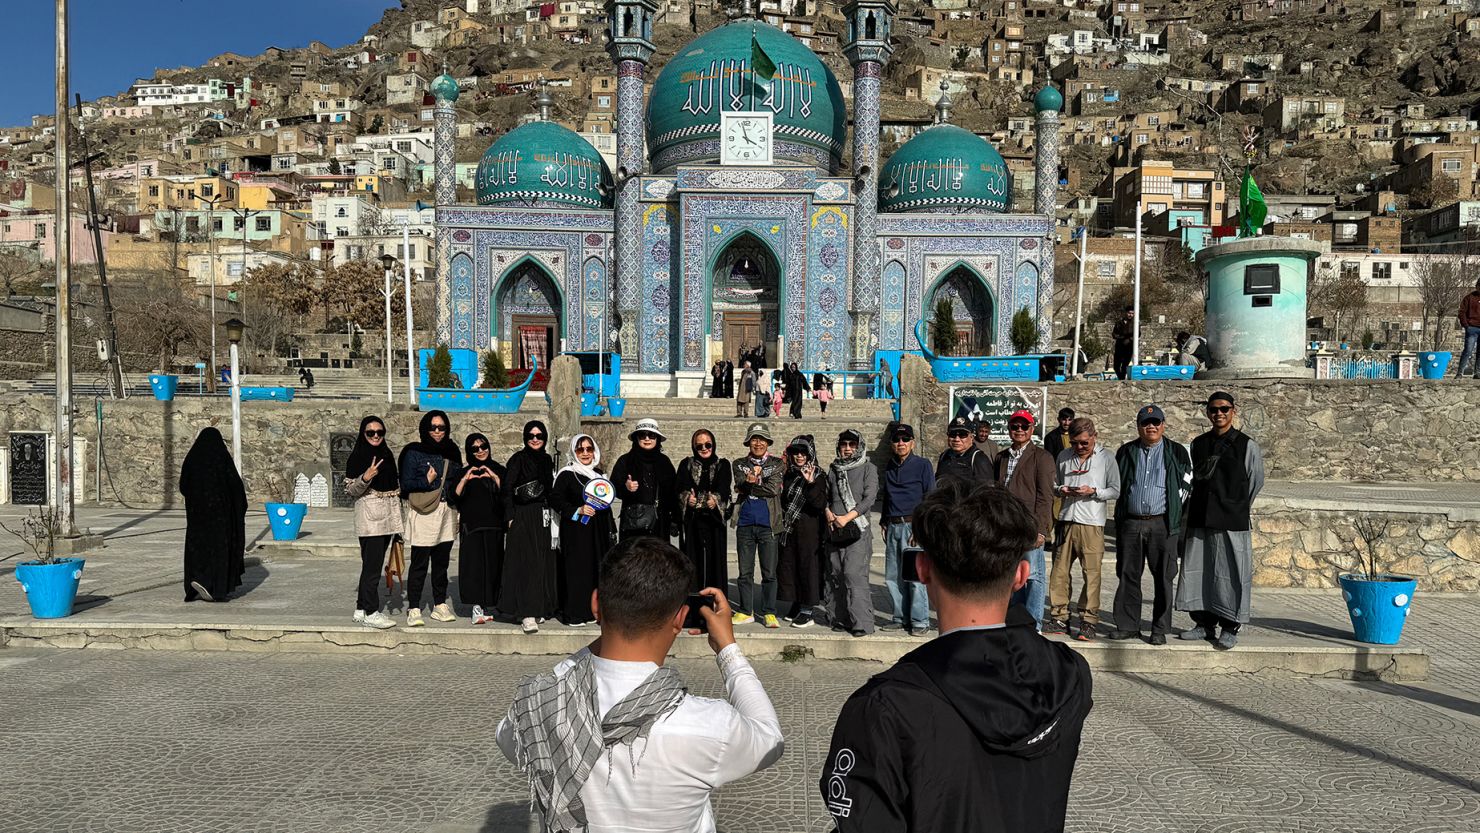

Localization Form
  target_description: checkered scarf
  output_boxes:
[507,650,687,832]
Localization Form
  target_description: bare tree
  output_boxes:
[1413,248,1472,350]
[0,249,44,299]
[112,273,213,373]
[1309,264,1369,343]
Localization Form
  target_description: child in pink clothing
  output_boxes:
[772,384,785,417]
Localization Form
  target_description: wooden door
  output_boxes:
[723,313,762,368]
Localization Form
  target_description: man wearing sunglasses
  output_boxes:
[881,423,935,635]
[1176,392,1264,650]
[1108,405,1192,645]
[995,410,1056,629]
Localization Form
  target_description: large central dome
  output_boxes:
[646,21,847,173]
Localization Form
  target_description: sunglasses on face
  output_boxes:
[471,443,488,451]
[694,442,714,450]
[527,434,544,441]
[576,445,594,454]
[364,429,385,438]
[637,433,658,441]
[1070,439,1094,447]
[1207,406,1233,414]
[1141,419,1164,427]
[948,431,971,439]
[891,437,912,444]
[428,424,447,432]
[1008,422,1031,431]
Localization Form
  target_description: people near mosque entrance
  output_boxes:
[611,419,680,543]
[731,422,785,628]
[720,359,735,398]
[772,380,786,418]
[297,366,315,390]
[936,416,995,487]
[754,363,771,418]
[881,423,936,635]
[1048,418,1120,641]
[1457,278,1480,379]
[398,410,463,627]
[995,410,1057,630]
[1175,331,1212,372]
[1112,306,1136,380]
[812,366,834,418]
[878,358,896,399]
[821,479,1092,833]
[179,427,247,603]
[777,435,830,628]
[676,429,732,594]
[786,363,807,420]
[343,416,402,629]
[452,432,506,625]
[1043,407,1075,460]
[737,360,755,418]
[1109,405,1192,646]
[503,420,557,634]
[824,429,877,637]
[971,418,1000,460]
[498,538,783,833]
[710,361,724,398]
[550,434,613,626]
[1176,392,1266,651]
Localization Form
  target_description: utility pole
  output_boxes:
[75,93,124,399]
[54,0,76,533]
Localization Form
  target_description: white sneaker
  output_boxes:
[406,608,425,627]
[430,602,458,622]
[363,611,396,630]
[352,610,367,624]
[521,617,539,634]
[471,605,494,625]
[472,604,485,619]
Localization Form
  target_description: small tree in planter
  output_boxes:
[427,344,462,388]
[4,507,85,619]
[1010,307,1040,355]
[481,348,510,389]
[930,298,959,356]
[1338,513,1416,645]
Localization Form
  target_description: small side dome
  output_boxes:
[1034,85,1063,114]
[879,125,1010,213]
[475,122,613,209]
[431,73,460,103]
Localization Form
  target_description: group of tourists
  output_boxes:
[713,357,835,419]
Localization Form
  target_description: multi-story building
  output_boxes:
[132,78,234,107]
[1263,94,1346,136]
[1403,200,1480,251]
[137,175,239,213]
[1110,161,1225,228]
[386,73,430,106]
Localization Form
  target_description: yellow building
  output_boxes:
[138,175,238,212]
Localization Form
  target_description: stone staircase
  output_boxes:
[597,396,899,458]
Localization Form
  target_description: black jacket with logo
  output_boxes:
[820,606,1092,833]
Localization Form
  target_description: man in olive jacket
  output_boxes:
[1109,404,1192,644]
[994,410,1057,628]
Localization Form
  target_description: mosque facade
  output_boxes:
[430,0,1063,395]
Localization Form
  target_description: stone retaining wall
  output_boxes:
[1251,507,1480,593]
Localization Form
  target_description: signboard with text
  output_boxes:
[948,386,1048,445]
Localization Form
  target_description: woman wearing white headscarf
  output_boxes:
[549,433,614,625]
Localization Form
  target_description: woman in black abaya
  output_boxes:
[451,432,505,624]
[609,419,680,543]
[179,427,247,602]
[502,420,556,634]
[550,433,614,625]
[675,428,731,593]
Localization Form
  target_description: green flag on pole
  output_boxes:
[750,28,776,109]
[1237,166,1267,238]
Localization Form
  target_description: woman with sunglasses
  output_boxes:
[343,416,401,629]
[451,432,506,625]
[502,420,557,634]
[778,435,829,627]
[609,418,680,543]
[824,429,877,637]
[550,434,613,625]
[675,429,732,593]
[398,410,463,627]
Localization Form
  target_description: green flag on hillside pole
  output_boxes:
[1238,165,1267,238]
[749,27,776,110]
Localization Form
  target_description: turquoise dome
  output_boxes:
[432,73,460,103]
[879,125,1010,213]
[475,122,613,209]
[1034,85,1062,113]
[646,21,847,171]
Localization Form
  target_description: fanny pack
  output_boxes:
[514,480,546,503]
[407,461,448,515]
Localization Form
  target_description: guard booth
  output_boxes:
[563,351,622,397]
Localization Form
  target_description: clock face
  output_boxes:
[721,112,772,165]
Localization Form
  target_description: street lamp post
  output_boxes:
[223,318,246,472]
[192,190,225,384]
[379,253,396,403]
[233,207,260,370]
[401,220,416,408]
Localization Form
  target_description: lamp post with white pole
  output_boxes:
[402,216,418,408]
[379,253,396,403]
[1131,209,1143,372]
[223,318,246,472]
[192,190,225,384]
[1070,225,1087,377]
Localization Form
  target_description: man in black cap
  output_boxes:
[881,423,935,635]
[1109,404,1192,644]
[1176,392,1264,650]
[1043,407,1075,460]
[936,416,996,487]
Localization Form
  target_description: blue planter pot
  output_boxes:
[15,558,85,619]
[265,502,309,541]
[580,392,599,417]
[149,374,179,401]
[1419,352,1451,380]
[1339,573,1416,645]
[607,396,627,418]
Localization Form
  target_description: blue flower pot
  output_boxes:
[580,392,599,417]
[1419,352,1451,380]
[149,374,179,401]
[607,396,627,418]
[1339,573,1416,645]
[265,502,309,541]
[15,558,85,619]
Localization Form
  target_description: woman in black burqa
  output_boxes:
[502,420,556,633]
[450,432,505,624]
[549,433,614,625]
[179,427,246,602]
[675,428,732,592]
[398,410,462,626]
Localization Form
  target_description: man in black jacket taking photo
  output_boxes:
[819,479,1092,833]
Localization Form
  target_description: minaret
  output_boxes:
[843,0,896,362]
[1033,85,1063,217]
[431,66,460,345]
[604,0,657,370]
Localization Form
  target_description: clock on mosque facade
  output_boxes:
[719,111,774,166]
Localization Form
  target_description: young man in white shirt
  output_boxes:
[498,536,784,833]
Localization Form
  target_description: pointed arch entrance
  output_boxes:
[710,232,781,368]
[925,264,996,356]
[493,257,563,372]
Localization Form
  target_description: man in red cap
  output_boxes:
[994,409,1056,629]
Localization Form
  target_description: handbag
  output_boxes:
[620,502,660,534]
[829,520,863,547]
[514,480,547,503]
[407,461,448,515]
[383,537,405,592]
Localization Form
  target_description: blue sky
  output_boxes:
[4,0,395,127]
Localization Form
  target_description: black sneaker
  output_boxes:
[1147,633,1167,646]
[1042,618,1069,635]
[790,611,815,629]
[879,621,905,631]
[1106,629,1141,641]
